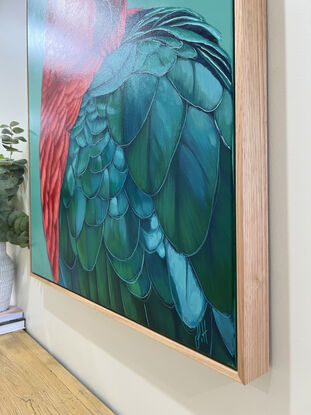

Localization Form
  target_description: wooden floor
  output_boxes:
[0,330,114,415]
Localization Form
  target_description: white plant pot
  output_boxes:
[0,242,14,313]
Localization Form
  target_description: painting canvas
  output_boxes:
[28,0,236,369]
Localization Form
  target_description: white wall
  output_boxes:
[1,0,310,414]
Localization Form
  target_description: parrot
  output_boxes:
[39,0,236,367]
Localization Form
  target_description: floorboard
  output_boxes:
[0,330,114,415]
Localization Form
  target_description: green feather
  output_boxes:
[127,264,151,299]
[190,141,235,313]
[103,208,140,260]
[215,89,234,148]
[76,223,103,271]
[109,244,144,283]
[95,246,110,308]
[154,106,219,255]
[126,77,186,195]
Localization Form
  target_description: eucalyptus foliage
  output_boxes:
[0,121,29,247]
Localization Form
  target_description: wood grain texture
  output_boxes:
[235,0,269,384]
[0,330,115,415]
[27,0,269,384]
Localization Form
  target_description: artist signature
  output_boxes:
[195,320,208,350]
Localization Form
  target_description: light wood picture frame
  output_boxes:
[27,0,269,384]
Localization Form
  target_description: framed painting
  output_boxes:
[27,0,268,384]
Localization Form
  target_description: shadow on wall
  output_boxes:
[14,0,291,413]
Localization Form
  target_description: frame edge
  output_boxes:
[235,0,269,384]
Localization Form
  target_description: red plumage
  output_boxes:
[40,0,128,282]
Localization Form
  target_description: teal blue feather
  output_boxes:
[58,7,236,367]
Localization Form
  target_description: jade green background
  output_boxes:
[28,0,51,279]
[128,0,233,60]
[28,0,234,281]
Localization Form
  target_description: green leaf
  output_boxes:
[1,135,12,141]
[20,216,29,232]
[0,124,8,128]
[9,121,19,127]
[126,77,186,195]
[154,106,219,255]
[12,127,24,134]
[16,136,27,142]
[14,159,27,165]
[1,129,13,136]
[8,210,21,227]
[18,242,29,248]
[2,138,19,145]
[0,176,19,191]
[6,186,19,197]
[2,145,21,152]
[14,215,23,235]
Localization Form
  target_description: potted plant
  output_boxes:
[0,121,29,312]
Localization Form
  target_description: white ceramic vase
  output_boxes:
[0,242,14,313]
